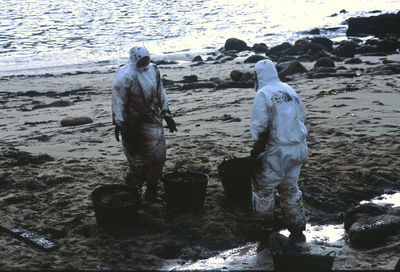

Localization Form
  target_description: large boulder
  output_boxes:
[224,38,249,51]
[346,13,400,36]
[310,37,334,51]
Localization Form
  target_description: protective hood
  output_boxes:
[129,46,150,67]
[112,46,170,126]
[255,59,280,89]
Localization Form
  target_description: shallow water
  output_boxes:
[360,192,400,207]
[0,0,397,76]
[164,191,400,271]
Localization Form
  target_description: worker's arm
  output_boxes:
[155,65,177,133]
[249,91,271,159]
[112,68,129,141]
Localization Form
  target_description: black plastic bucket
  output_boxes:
[91,184,140,227]
[272,254,334,272]
[161,171,208,212]
[217,157,252,204]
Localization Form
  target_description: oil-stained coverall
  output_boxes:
[249,59,308,236]
[112,46,176,200]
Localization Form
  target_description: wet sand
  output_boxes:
[0,53,400,270]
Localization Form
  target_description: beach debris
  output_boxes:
[181,75,198,83]
[32,100,73,110]
[0,225,57,251]
[60,116,93,127]
[2,147,54,166]
[180,82,217,91]
[216,81,253,90]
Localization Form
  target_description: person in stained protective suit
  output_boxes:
[249,59,308,242]
[112,46,177,201]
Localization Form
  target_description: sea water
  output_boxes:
[0,0,398,76]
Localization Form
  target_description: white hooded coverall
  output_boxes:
[250,59,308,232]
[112,47,171,195]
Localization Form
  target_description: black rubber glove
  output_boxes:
[114,122,126,142]
[164,116,177,133]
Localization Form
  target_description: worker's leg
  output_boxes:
[251,149,282,220]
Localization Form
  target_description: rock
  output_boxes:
[346,13,400,37]
[344,203,390,231]
[382,65,400,74]
[293,39,311,55]
[332,41,356,58]
[345,58,363,64]
[162,78,174,87]
[278,60,307,79]
[314,57,335,68]
[239,72,254,82]
[310,37,334,51]
[230,70,244,82]
[296,54,317,62]
[32,100,73,110]
[190,61,206,67]
[377,38,399,53]
[60,117,93,127]
[224,38,249,51]
[356,44,379,54]
[346,208,400,248]
[180,82,217,91]
[153,60,178,65]
[182,75,198,83]
[275,61,291,72]
[253,43,268,53]
[277,56,296,63]
[209,77,222,84]
[244,55,267,63]
[192,55,203,62]
[303,28,320,35]
[308,72,357,79]
[216,81,254,90]
[267,42,294,56]
[312,67,337,74]
[220,56,235,62]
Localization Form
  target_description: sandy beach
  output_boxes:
[1,49,400,270]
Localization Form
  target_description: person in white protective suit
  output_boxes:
[112,46,177,201]
[249,59,308,242]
